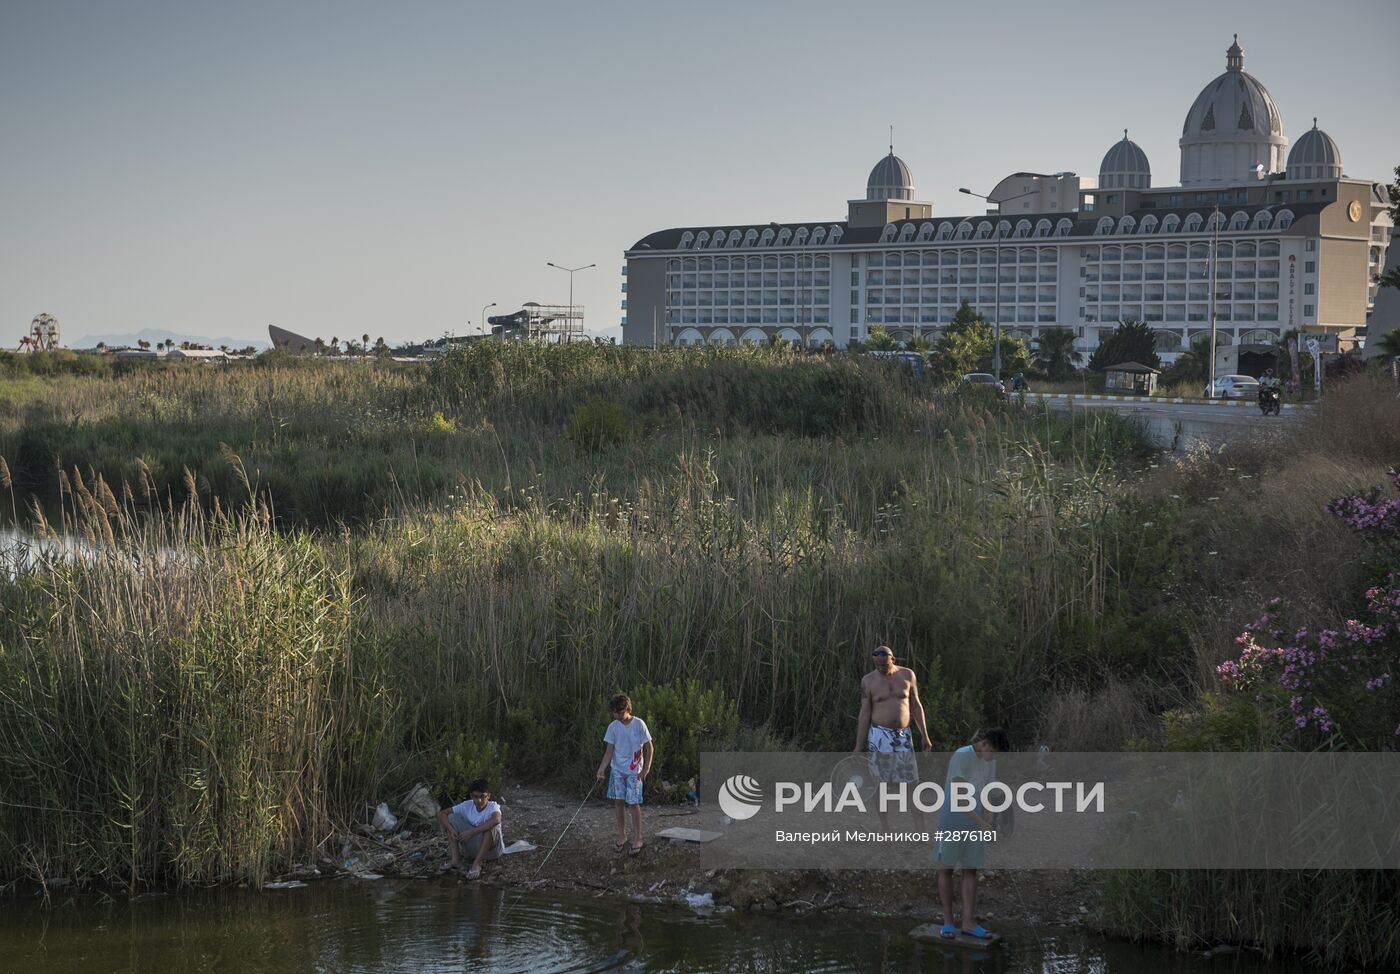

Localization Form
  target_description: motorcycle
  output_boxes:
[1257,386,1281,417]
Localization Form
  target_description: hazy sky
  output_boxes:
[2,0,1392,347]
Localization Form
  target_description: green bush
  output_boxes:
[618,680,739,795]
[566,397,628,452]
[505,704,558,779]
[432,733,507,804]
[1157,692,1271,751]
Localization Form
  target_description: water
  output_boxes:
[0,881,1305,973]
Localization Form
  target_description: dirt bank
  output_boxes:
[306,784,1094,930]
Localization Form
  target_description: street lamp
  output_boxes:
[480,302,496,339]
[959,186,1040,381]
[547,261,596,340]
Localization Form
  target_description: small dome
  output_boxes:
[867,150,914,201]
[1099,130,1151,190]
[1287,119,1342,180]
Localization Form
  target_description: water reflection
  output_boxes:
[0,880,1307,973]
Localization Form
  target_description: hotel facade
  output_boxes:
[621,38,1392,359]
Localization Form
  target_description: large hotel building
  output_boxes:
[621,38,1393,359]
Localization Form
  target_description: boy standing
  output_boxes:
[934,727,1009,941]
[437,777,504,879]
[595,693,654,856]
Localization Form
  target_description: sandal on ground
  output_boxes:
[961,925,994,940]
[612,841,629,853]
[628,843,645,857]
[939,923,956,940]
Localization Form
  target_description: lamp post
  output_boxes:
[547,261,596,341]
[959,186,1040,381]
[480,302,496,339]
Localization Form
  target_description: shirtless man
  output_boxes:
[854,646,932,818]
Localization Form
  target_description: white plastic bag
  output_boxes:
[372,802,399,832]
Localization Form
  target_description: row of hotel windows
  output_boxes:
[667,291,832,307]
[874,209,1296,245]
[1083,306,1283,323]
[1083,261,1282,282]
[1084,239,1285,260]
[667,255,832,271]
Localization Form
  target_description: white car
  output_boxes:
[1205,375,1261,399]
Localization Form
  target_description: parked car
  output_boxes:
[962,372,1006,398]
[1204,374,1261,399]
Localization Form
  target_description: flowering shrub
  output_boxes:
[1215,471,1400,747]
[1326,469,1400,536]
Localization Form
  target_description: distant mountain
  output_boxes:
[69,328,270,351]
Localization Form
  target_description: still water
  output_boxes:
[0,881,1304,973]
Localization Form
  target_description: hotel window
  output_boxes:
[850,309,858,323]
[1305,240,1316,252]
[1304,283,1315,295]
[1298,190,1311,201]
[1305,261,1316,273]
[850,271,859,285]
[1304,304,1315,316]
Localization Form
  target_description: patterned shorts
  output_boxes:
[608,769,644,805]
[867,724,919,785]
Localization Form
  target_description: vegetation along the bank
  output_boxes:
[0,343,1397,968]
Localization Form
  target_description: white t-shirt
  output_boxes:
[451,798,502,832]
[604,717,653,777]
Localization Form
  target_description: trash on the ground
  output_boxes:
[401,784,440,822]
[263,880,307,890]
[342,858,359,870]
[352,872,384,881]
[501,839,537,855]
[684,891,714,911]
[372,802,399,832]
[657,827,723,843]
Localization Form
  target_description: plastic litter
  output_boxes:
[401,784,440,822]
[501,839,537,856]
[684,892,715,912]
[263,880,307,890]
[372,802,399,832]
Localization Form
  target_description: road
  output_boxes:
[1021,393,1303,450]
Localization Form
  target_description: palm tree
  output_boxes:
[1033,326,1082,380]
[1372,328,1400,360]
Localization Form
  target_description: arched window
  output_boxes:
[1035,219,1053,238]
[679,231,694,250]
[899,223,916,242]
[1117,215,1136,235]
[937,222,955,241]
[976,221,994,240]
[776,227,792,246]
[727,230,743,247]
[997,220,1013,239]
[1251,210,1273,231]
[811,226,826,245]
[1183,213,1204,233]
[1206,211,1225,233]
[1161,214,1181,234]
[881,225,897,243]
[1096,217,1115,236]
[1015,220,1033,238]
[758,228,774,247]
[1140,215,1159,234]
[694,231,709,248]
[918,222,935,241]
[1229,211,1249,231]
[794,227,810,246]
[956,222,974,240]
[1056,218,1073,237]
[828,226,843,244]
[1275,209,1294,230]
[742,229,759,247]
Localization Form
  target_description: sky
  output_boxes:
[1,0,1393,348]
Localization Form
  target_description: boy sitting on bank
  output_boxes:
[595,693,654,856]
[437,778,504,878]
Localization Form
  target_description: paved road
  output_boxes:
[1023,393,1302,449]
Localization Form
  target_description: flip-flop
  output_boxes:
[612,841,629,853]
[939,923,956,940]
[961,925,994,940]
[628,843,645,857]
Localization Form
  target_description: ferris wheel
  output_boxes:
[21,313,61,352]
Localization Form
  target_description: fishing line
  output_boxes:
[495,778,601,929]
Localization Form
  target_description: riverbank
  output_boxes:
[307,783,1095,930]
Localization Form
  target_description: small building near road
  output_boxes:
[1103,361,1160,395]
[167,348,227,362]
